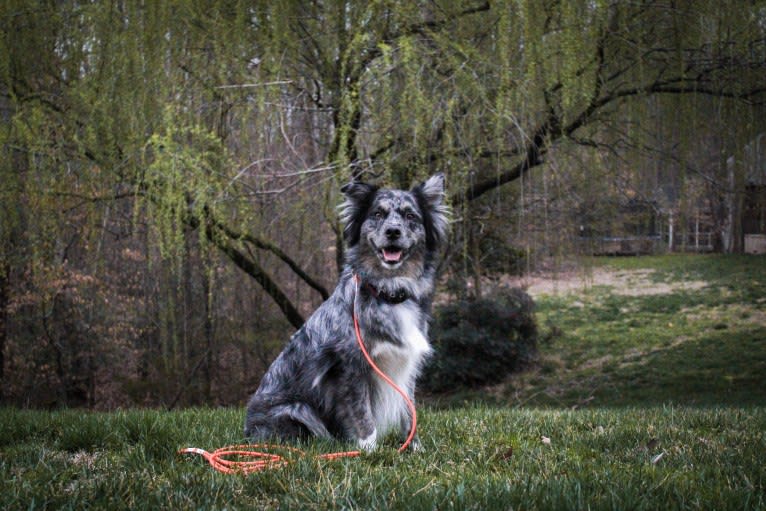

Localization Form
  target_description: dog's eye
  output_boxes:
[373,211,384,220]
[405,212,417,221]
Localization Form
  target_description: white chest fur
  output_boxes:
[368,303,432,435]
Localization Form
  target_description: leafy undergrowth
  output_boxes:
[2,255,765,510]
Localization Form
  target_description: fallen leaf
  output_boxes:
[500,447,513,460]
[646,438,659,450]
[651,452,665,464]
[541,436,551,445]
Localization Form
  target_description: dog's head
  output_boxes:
[340,174,449,277]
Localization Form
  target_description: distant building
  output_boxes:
[726,133,766,254]
[577,198,662,255]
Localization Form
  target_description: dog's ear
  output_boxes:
[340,181,377,202]
[339,181,379,246]
[414,173,445,207]
[412,173,450,251]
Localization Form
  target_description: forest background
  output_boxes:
[1,0,765,409]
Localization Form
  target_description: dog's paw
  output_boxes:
[358,430,378,451]
[407,436,424,452]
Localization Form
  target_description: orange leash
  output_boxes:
[177,445,361,475]
[179,274,418,473]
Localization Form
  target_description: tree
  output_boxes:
[1,1,764,406]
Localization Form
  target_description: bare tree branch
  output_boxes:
[202,206,330,300]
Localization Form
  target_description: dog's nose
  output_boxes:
[385,227,401,240]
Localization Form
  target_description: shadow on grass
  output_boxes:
[428,324,766,410]
[589,325,766,407]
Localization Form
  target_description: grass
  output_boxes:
[2,406,764,510]
[508,254,766,408]
[2,254,765,510]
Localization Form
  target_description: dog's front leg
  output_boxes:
[399,392,422,452]
[358,426,378,451]
[338,381,377,451]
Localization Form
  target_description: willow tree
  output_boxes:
[350,1,765,233]
[1,1,765,405]
[322,0,766,282]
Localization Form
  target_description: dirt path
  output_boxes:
[500,268,708,298]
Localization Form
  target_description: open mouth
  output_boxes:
[380,246,404,266]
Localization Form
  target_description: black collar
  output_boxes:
[364,282,410,304]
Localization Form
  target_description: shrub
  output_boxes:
[421,287,537,393]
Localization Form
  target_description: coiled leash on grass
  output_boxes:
[179,274,418,474]
[177,445,361,474]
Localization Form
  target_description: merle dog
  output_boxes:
[244,174,449,451]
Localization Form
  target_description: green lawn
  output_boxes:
[2,255,765,510]
[512,254,766,408]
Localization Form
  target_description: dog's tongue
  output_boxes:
[383,248,402,263]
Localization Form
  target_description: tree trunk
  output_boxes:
[202,250,214,402]
[0,263,8,402]
[469,222,482,299]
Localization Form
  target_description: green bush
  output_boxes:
[421,287,537,393]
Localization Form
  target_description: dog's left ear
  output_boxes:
[412,173,449,250]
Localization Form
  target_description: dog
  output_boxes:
[244,173,449,451]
